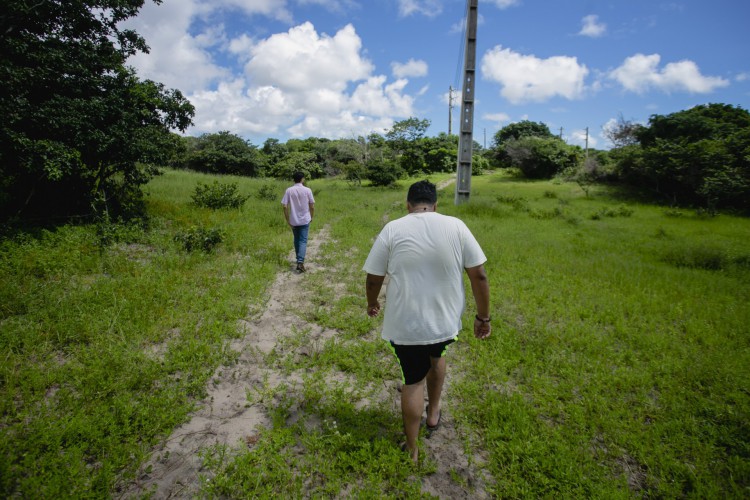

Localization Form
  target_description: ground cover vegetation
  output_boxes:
[1,2,749,497]
[1,168,748,497]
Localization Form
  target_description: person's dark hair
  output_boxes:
[293,171,304,183]
[407,180,437,205]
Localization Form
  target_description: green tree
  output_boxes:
[493,120,554,146]
[385,118,431,175]
[0,0,195,221]
[616,103,750,210]
[365,158,403,187]
[267,151,323,180]
[262,138,288,166]
[422,133,458,174]
[504,136,581,179]
[186,132,266,177]
[492,120,554,168]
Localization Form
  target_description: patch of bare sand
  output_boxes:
[120,193,491,498]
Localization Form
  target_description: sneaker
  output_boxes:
[296,262,306,273]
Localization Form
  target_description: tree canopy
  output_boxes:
[616,103,750,210]
[0,0,194,221]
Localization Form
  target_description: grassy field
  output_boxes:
[1,169,749,498]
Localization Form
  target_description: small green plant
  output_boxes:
[256,183,278,201]
[662,245,728,270]
[192,181,249,209]
[496,195,529,212]
[173,226,224,252]
[590,204,633,220]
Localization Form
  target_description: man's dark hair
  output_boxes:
[293,171,304,183]
[407,180,437,205]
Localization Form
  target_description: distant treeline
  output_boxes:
[1,1,748,223]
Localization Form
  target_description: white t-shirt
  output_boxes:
[281,183,315,226]
[362,212,486,345]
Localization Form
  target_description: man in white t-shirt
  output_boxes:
[281,171,315,273]
[363,180,491,464]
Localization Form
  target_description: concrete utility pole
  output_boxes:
[454,0,478,205]
[448,86,456,136]
[585,126,589,159]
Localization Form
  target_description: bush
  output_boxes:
[505,136,581,179]
[366,158,403,187]
[191,181,249,209]
[173,226,224,253]
[256,184,278,201]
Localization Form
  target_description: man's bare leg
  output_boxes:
[400,379,424,463]
[426,356,446,427]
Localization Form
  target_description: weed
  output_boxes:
[173,226,224,252]
[590,204,634,220]
[256,183,278,201]
[192,180,249,209]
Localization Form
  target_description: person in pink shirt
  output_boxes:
[281,172,315,273]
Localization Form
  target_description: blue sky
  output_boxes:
[124,0,750,150]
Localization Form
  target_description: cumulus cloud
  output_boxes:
[244,23,373,91]
[392,59,429,78]
[123,0,228,93]
[481,46,589,104]
[397,0,442,17]
[579,15,606,38]
[124,0,419,140]
[609,53,730,94]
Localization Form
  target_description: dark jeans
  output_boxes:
[292,224,309,264]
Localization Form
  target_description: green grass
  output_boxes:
[1,169,748,497]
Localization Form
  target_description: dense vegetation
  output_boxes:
[1,2,748,226]
[1,170,748,497]
[0,0,194,221]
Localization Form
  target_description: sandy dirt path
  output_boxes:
[121,177,490,498]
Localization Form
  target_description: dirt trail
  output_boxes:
[121,176,490,498]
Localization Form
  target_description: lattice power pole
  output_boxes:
[455,0,478,205]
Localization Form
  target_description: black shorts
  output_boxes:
[389,338,456,386]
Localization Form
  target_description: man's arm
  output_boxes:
[365,273,385,317]
[309,203,315,221]
[466,264,491,339]
[282,204,291,226]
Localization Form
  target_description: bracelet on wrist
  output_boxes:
[475,314,491,324]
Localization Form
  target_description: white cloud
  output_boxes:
[213,0,293,23]
[579,14,606,38]
[296,0,357,13]
[194,22,416,139]
[570,128,597,149]
[483,112,511,124]
[735,72,749,82]
[481,46,589,104]
[123,0,229,93]
[392,59,429,78]
[609,53,730,94]
[126,0,418,141]
[397,0,442,17]
[244,23,373,91]
[490,0,520,8]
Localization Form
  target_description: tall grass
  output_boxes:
[1,169,748,497]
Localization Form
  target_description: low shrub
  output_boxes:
[174,226,224,253]
[191,181,249,209]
